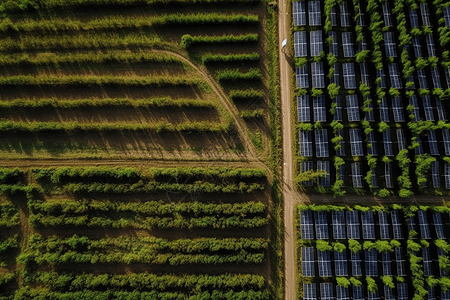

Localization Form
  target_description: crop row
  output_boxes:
[0,203,20,228]
[0,13,258,33]
[0,0,261,14]
[181,33,258,48]
[0,98,216,109]
[216,68,262,83]
[21,235,268,265]
[202,53,260,64]
[0,51,185,66]
[229,89,265,101]
[28,199,268,229]
[0,32,161,52]
[0,235,19,267]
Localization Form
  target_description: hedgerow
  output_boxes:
[181,34,258,48]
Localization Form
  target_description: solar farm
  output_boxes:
[292,0,450,197]
[298,205,450,300]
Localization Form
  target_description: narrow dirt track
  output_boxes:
[278,1,309,299]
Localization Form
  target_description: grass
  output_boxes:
[248,130,264,153]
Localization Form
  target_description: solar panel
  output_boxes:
[301,161,314,186]
[391,210,403,239]
[342,32,354,57]
[407,216,416,232]
[365,249,378,276]
[302,247,315,276]
[365,99,375,122]
[303,283,317,300]
[379,211,390,240]
[412,37,422,58]
[432,212,444,238]
[293,1,306,26]
[385,162,393,188]
[360,63,370,86]
[396,129,406,151]
[338,163,345,182]
[417,69,428,89]
[431,68,442,89]
[383,285,395,300]
[356,7,366,26]
[308,0,321,26]
[300,210,314,239]
[332,211,346,239]
[367,131,378,156]
[395,247,406,276]
[314,211,329,239]
[404,44,411,59]
[432,161,440,188]
[320,283,334,300]
[445,162,450,189]
[427,130,439,156]
[443,129,450,155]
[407,75,416,89]
[388,63,402,89]
[371,168,378,188]
[317,161,330,187]
[358,34,368,51]
[336,129,345,157]
[331,62,340,86]
[426,34,436,57]
[377,69,387,88]
[392,96,405,122]
[438,248,448,276]
[318,250,332,277]
[330,6,337,26]
[382,252,392,275]
[333,96,342,121]
[297,95,310,122]
[398,283,408,300]
[315,129,329,157]
[422,247,432,276]
[346,95,360,121]
[328,31,339,55]
[383,130,394,157]
[368,291,380,300]
[418,210,431,239]
[351,251,362,276]
[383,32,397,57]
[445,6,450,28]
[310,30,323,56]
[379,97,389,122]
[446,67,450,88]
[436,98,446,121]
[313,95,326,122]
[409,96,420,121]
[294,31,307,57]
[362,211,375,239]
[351,163,363,188]
[346,210,360,239]
[349,129,364,156]
[296,65,309,88]
[409,8,419,28]
[422,96,434,121]
[336,286,350,300]
[343,63,357,89]
[339,2,351,27]
[353,286,364,300]
[415,136,424,155]
[382,2,393,26]
[420,3,431,27]
[335,250,349,276]
[428,286,436,300]
[299,130,313,157]
[312,62,325,88]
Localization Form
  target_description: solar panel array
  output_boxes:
[382,2,393,26]
[349,128,364,156]
[367,131,378,156]
[395,247,406,276]
[409,96,421,121]
[308,1,321,26]
[422,247,432,276]
[299,130,313,157]
[342,32,354,57]
[342,63,357,89]
[313,95,326,122]
[346,211,360,239]
[311,62,325,88]
[301,247,315,276]
[333,96,342,121]
[443,129,450,155]
[428,130,439,156]
[318,250,332,277]
[432,161,441,188]
[365,249,378,276]
[445,6,450,28]
[293,1,306,26]
[297,95,310,122]
[328,31,339,55]
[362,211,375,239]
[336,286,350,300]
[315,129,329,157]
[431,68,442,89]
[320,283,334,300]
[396,129,406,151]
[410,8,420,28]
[383,130,393,157]
[388,63,402,89]
[339,2,351,27]
[377,69,387,88]
[426,34,436,57]
[351,251,362,276]
[385,162,393,188]
[334,250,348,276]
[295,65,308,88]
[351,162,363,188]
[346,95,360,122]
[317,161,330,187]
[332,211,346,239]
[293,31,307,57]
[303,283,316,300]
[420,3,431,27]
[310,30,323,56]
[379,97,389,122]
[417,69,428,89]
[381,252,392,275]
[383,32,397,57]
[315,211,329,239]
[300,210,314,239]
[392,97,405,122]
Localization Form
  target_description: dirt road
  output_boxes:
[278,1,308,299]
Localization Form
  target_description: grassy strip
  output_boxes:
[216,68,262,83]
[229,89,265,101]
[0,13,258,33]
[0,51,184,66]
[0,98,216,109]
[0,120,232,133]
[181,34,258,48]
[240,109,264,118]
[202,53,260,64]
[0,32,161,52]
[0,75,205,87]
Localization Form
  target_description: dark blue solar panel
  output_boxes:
[334,96,342,121]
[388,63,402,89]
[427,130,439,156]
[445,6,450,28]
[432,161,440,188]
[312,62,325,88]
[384,285,395,300]
[294,31,307,57]
[409,8,419,28]
[293,1,306,26]
[391,210,403,239]
[382,2,393,26]
[334,250,348,276]
[438,248,448,276]
[320,283,334,300]
[367,131,378,156]
[332,211,346,239]
[349,128,364,156]
[443,129,450,155]
[431,68,442,89]
[368,291,380,300]
[365,249,378,276]
[310,30,323,56]
[308,1,321,26]
[343,63,357,89]
[365,99,375,122]
[385,163,393,188]
[428,286,436,300]
[395,247,406,276]
[398,283,408,300]
[299,130,313,157]
[328,31,339,55]
[315,129,329,158]
[300,210,314,239]
[409,96,420,121]
[330,6,337,26]
[417,69,428,89]
[351,251,362,276]
[392,96,405,122]
[318,250,332,277]
[379,211,390,240]
[314,211,329,239]
[353,286,364,300]
[371,168,378,188]
[383,130,393,157]
[379,97,389,122]
[346,95,360,121]
[296,65,309,88]
[442,289,450,300]
[301,161,313,186]
[336,129,345,157]
[436,98,446,121]
[313,95,326,122]
[304,283,317,300]
[336,286,350,300]
[377,69,387,88]
[383,32,397,57]
[342,32,354,57]
[317,161,330,187]
[339,2,351,27]
[433,212,445,239]
[412,37,422,58]
[302,247,315,276]
[422,247,432,276]
[351,163,363,188]
[297,95,310,122]
[381,252,392,275]
[426,34,436,57]
[396,129,406,151]
[420,3,431,26]
[415,136,424,155]
[360,63,370,86]
[362,211,375,239]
